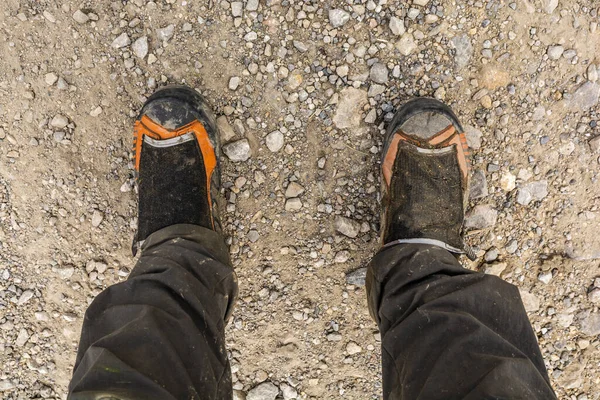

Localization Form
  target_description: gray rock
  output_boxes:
[484,248,499,262]
[332,88,368,129]
[469,170,488,200]
[389,16,405,36]
[72,10,89,24]
[280,383,298,400]
[265,130,284,152]
[50,114,69,129]
[217,116,236,143]
[111,33,130,48]
[247,382,279,400]
[464,125,483,149]
[346,267,367,286]
[334,216,361,238]
[566,82,600,111]
[247,230,259,243]
[156,24,175,42]
[285,198,302,211]
[370,63,389,84]
[285,182,305,198]
[223,139,251,162]
[231,2,243,17]
[465,205,498,230]
[505,239,518,254]
[547,45,564,60]
[451,34,473,69]
[244,31,258,41]
[588,288,600,304]
[516,180,548,206]
[293,40,308,52]
[132,36,149,59]
[246,0,259,11]
[329,9,350,27]
[580,313,600,336]
[368,84,385,97]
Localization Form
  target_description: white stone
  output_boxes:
[91,210,104,227]
[90,106,103,117]
[587,64,598,83]
[156,24,175,42]
[231,2,243,17]
[247,382,279,400]
[217,116,236,143]
[538,271,553,284]
[332,88,368,129]
[285,182,305,198]
[500,172,516,191]
[329,9,350,27]
[516,181,548,206]
[132,36,149,59]
[396,33,416,56]
[72,10,89,24]
[346,341,362,355]
[334,216,361,238]
[50,114,69,129]
[45,73,58,86]
[229,76,241,90]
[519,289,540,312]
[547,45,564,60]
[265,130,284,152]
[246,0,259,11]
[285,198,302,212]
[15,328,30,346]
[544,0,559,13]
[111,33,131,48]
[223,139,251,162]
[389,16,405,36]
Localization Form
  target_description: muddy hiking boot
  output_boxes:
[381,98,476,260]
[132,85,222,253]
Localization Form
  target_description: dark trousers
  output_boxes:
[68,225,556,399]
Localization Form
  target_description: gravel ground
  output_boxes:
[1,0,600,399]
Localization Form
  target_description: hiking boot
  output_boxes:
[132,85,222,253]
[380,98,475,259]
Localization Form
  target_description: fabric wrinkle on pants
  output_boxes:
[68,224,238,400]
[366,243,557,400]
[68,225,557,400]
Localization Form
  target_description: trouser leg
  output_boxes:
[366,244,556,400]
[68,224,238,400]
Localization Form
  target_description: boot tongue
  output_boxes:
[383,140,465,250]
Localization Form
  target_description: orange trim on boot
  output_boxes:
[133,115,218,230]
[382,125,470,187]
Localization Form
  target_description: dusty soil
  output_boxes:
[1,0,600,399]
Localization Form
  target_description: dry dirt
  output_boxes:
[1,0,600,399]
